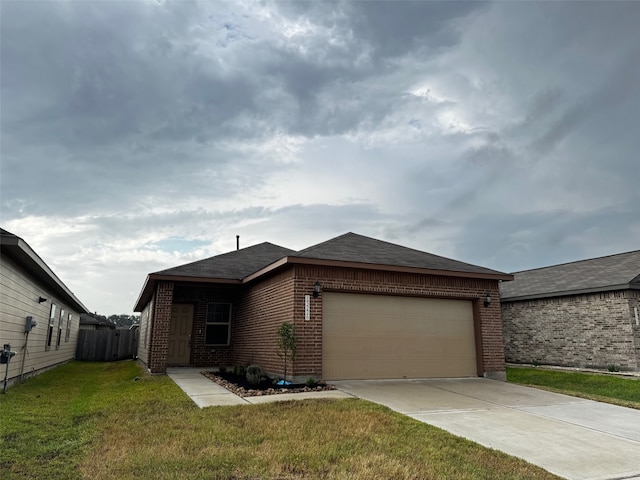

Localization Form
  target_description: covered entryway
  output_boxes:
[322,292,477,380]
[167,304,193,365]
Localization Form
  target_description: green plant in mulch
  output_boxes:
[277,321,297,384]
[245,364,263,385]
[233,364,246,377]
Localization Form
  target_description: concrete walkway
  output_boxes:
[166,368,352,408]
[332,378,640,480]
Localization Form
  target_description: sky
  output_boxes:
[1,1,639,315]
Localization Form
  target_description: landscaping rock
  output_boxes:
[201,371,336,397]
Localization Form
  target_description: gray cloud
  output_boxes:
[456,199,640,273]
[530,47,640,156]
[1,1,639,313]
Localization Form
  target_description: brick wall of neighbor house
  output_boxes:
[502,289,640,371]
[630,290,640,369]
[172,284,238,367]
[292,265,504,380]
[147,281,174,373]
[231,268,296,376]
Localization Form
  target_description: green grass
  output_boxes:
[507,366,640,409]
[1,361,561,480]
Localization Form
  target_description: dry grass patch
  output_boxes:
[2,361,561,480]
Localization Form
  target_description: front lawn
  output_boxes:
[0,361,561,480]
[507,366,640,409]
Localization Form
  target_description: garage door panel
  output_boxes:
[322,292,477,380]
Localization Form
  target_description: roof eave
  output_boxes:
[242,257,290,283]
[133,273,243,311]
[1,234,90,313]
[244,256,513,282]
[133,251,512,311]
[501,283,637,302]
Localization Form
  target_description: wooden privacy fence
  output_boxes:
[76,329,138,362]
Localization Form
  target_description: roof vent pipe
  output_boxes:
[236,235,240,251]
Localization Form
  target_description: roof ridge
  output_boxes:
[510,249,640,275]
[154,241,291,274]
[294,232,355,254]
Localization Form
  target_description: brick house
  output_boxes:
[134,233,512,381]
[501,250,640,371]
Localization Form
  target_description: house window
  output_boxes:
[56,309,64,349]
[65,314,72,342]
[205,303,231,345]
[46,304,56,350]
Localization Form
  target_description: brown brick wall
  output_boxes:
[502,289,640,371]
[231,269,295,376]
[148,281,173,373]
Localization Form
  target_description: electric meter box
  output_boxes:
[1,344,15,364]
[25,316,37,332]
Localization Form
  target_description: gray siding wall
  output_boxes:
[502,289,640,371]
[0,254,82,386]
[136,297,153,367]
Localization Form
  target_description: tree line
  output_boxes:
[93,314,140,329]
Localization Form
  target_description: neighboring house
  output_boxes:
[501,250,640,371]
[0,228,90,387]
[79,313,116,330]
[134,232,512,381]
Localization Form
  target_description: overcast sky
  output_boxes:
[2,1,639,315]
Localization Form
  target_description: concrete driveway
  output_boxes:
[333,378,640,480]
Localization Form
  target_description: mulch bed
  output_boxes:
[201,371,336,397]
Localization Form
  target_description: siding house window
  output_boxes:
[205,303,231,345]
[46,304,56,350]
[65,314,72,342]
[56,309,64,349]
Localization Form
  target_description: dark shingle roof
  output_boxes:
[135,232,511,311]
[500,250,640,301]
[155,242,296,280]
[294,232,506,276]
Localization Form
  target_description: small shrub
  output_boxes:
[305,377,317,387]
[246,365,262,385]
[606,364,620,372]
[233,365,246,377]
[277,322,297,383]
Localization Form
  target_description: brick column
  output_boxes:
[480,286,506,380]
[149,281,174,373]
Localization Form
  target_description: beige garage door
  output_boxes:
[322,292,477,380]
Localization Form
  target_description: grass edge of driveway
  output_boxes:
[506,366,640,410]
